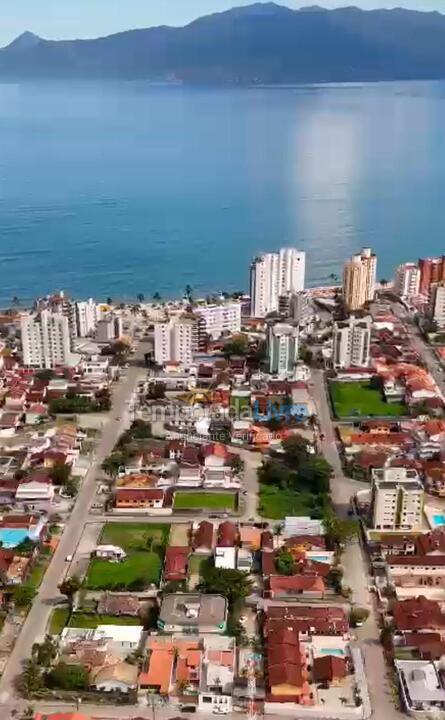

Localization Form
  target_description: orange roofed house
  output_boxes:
[267,628,313,705]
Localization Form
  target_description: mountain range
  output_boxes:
[2,3,445,84]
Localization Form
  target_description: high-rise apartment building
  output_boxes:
[95,315,123,343]
[154,314,202,366]
[394,262,420,300]
[332,316,371,369]
[21,310,72,369]
[267,322,299,376]
[194,302,241,340]
[250,248,305,317]
[75,299,101,338]
[429,282,445,328]
[418,256,445,296]
[342,247,377,311]
[371,467,424,531]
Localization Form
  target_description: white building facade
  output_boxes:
[371,467,424,531]
[267,322,299,376]
[195,302,241,340]
[395,263,420,301]
[75,299,101,337]
[332,316,371,369]
[21,310,72,369]
[250,248,305,317]
[154,315,199,366]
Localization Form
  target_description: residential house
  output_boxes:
[215,546,237,570]
[268,574,326,600]
[239,526,262,551]
[217,521,237,547]
[15,472,54,503]
[158,594,228,634]
[387,556,445,594]
[396,659,445,716]
[97,592,141,617]
[392,597,445,636]
[264,606,349,639]
[193,521,214,554]
[92,625,145,655]
[312,655,347,685]
[114,488,165,510]
[164,547,190,582]
[199,636,236,713]
[267,628,311,703]
[91,661,139,693]
[94,545,126,561]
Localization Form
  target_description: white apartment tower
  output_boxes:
[267,322,299,376]
[154,315,200,366]
[250,248,305,317]
[342,247,377,311]
[429,282,445,328]
[194,302,241,340]
[371,467,424,531]
[332,316,371,369]
[21,310,72,369]
[75,299,101,337]
[394,263,420,300]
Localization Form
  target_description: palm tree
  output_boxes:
[137,293,145,303]
[152,291,162,302]
[11,296,20,307]
[184,284,193,303]
[328,273,339,284]
[379,278,389,288]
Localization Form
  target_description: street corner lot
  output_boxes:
[329,380,406,419]
[85,521,171,591]
[173,491,237,512]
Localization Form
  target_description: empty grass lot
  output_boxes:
[49,607,70,635]
[258,484,325,520]
[69,613,142,628]
[100,522,170,551]
[173,492,236,511]
[86,551,162,590]
[330,381,406,418]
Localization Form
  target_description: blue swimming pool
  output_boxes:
[432,514,445,527]
[320,648,345,656]
[310,555,330,564]
[0,528,29,548]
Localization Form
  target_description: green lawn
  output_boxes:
[49,607,70,635]
[100,522,170,551]
[188,554,209,575]
[27,559,50,589]
[85,551,162,590]
[173,492,236,511]
[258,484,325,520]
[330,381,406,418]
[69,613,142,628]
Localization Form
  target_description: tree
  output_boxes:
[276,550,294,575]
[106,297,113,306]
[58,575,81,606]
[35,369,55,382]
[20,706,35,720]
[258,459,294,490]
[17,660,43,698]
[49,463,71,486]
[152,291,162,302]
[13,585,36,608]
[230,455,245,475]
[282,435,311,467]
[62,477,79,498]
[147,382,166,400]
[323,512,358,549]
[137,293,145,303]
[184,284,193,303]
[32,635,57,667]
[47,662,89,690]
[223,335,248,358]
[379,278,389,288]
[198,566,252,608]
[101,454,122,479]
[349,607,370,627]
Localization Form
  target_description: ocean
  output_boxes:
[0,80,445,306]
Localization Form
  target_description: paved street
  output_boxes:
[0,354,147,710]
[310,368,405,720]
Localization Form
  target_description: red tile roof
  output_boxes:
[164,547,190,580]
[217,521,237,547]
[393,596,445,632]
[387,555,445,567]
[193,521,214,550]
[265,605,348,636]
[269,574,325,596]
[115,488,164,501]
[312,655,347,683]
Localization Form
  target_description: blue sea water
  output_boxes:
[0,80,445,306]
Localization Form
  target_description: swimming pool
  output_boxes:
[432,514,445,527]
[309,555,330,564]
[0,528,29,548]
[319,648,345,656]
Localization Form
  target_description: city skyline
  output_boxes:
[1,0,444,46]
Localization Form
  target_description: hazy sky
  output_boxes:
[1,0,444,46]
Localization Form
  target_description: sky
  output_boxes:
[1,0,444,46]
